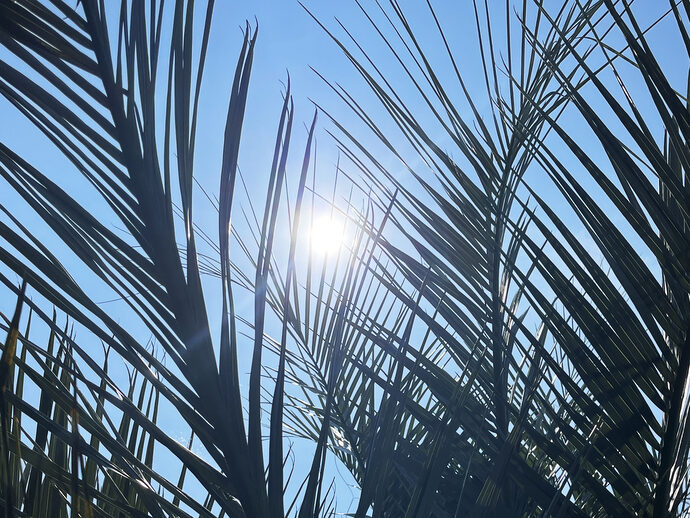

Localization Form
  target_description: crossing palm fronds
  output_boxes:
[280,1,690,517]
[0,1,329,516]
[1,1,690,517]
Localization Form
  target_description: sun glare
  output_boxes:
[310,215,344,256]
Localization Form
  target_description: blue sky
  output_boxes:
[0,0,686,515]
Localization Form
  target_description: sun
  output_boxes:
[310,214,345,256]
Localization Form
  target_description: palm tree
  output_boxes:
[0,1,328,516]
[277,1,690,516]
[0,1,689,517]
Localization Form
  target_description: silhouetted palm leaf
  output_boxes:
[0,1,328,516]
[2,1,690,517]
[281,1,690,517]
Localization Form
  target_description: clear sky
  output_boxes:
[0,1,685,515]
